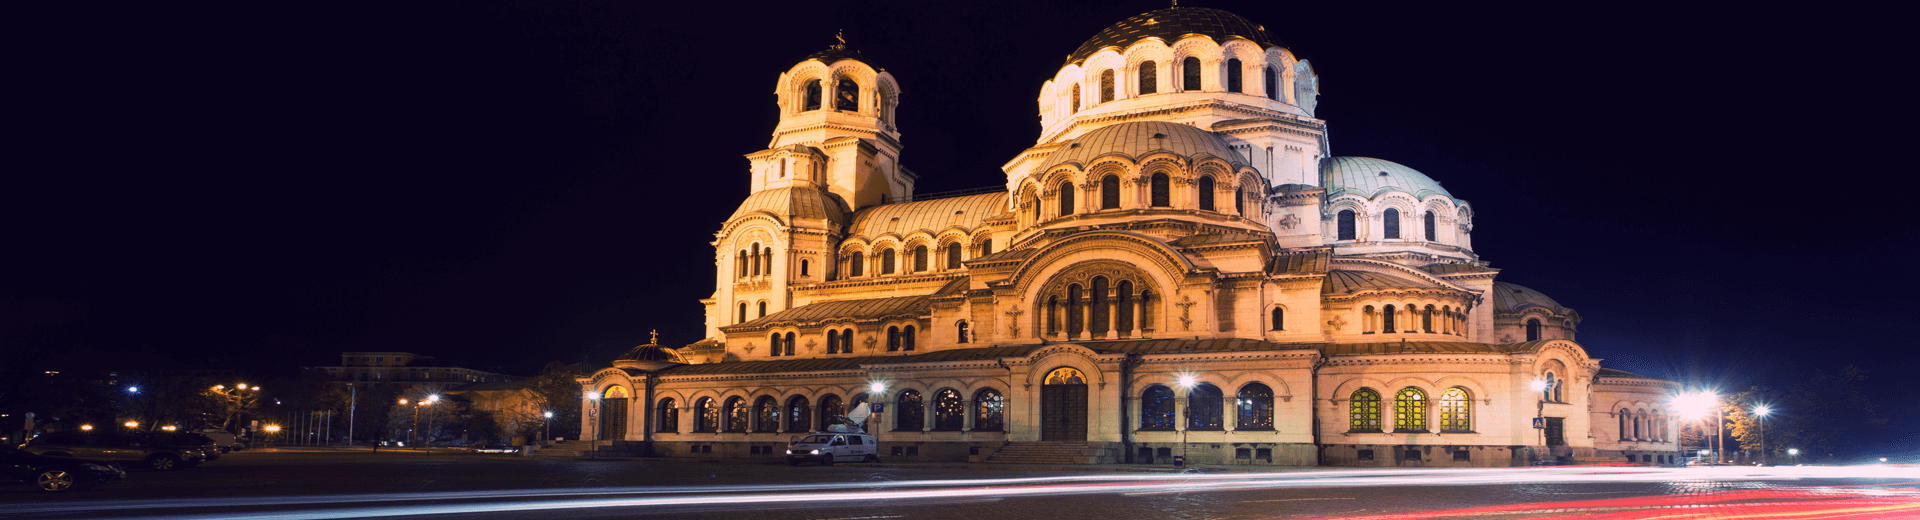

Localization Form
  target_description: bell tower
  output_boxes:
[763,39,910,211]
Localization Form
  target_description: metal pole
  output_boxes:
[348,386,356,447]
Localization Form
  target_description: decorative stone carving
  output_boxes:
[1326,314,1347,332]
[804,339,817,352]
[1005,307,1024,337]
[864,335,879,353]
[1176,295,1196,331]
[1278,213,1300,230]
[743,343,756,355]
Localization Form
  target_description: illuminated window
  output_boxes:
[1141,385,1175,430]
[1101,175,1120,209]
[849,251,864,277]
[1226,58,1242,92]
[974,388,1004,431]
[754,396,779,433]
[913,245,928,272]
[1383,208,1401,239]
[1099,69,1114,103]
[933,389,964,430]
[1394,388,1428,431]
[1138,61,1157,94]
[1151,173,1170,207]
[946,243,962,270]
[1182,57,1201,91]
[881,249,895,274]
[1236,383,1274,430]
[1187,383,1223,431]
[785,396,810,433]
[694,397,717,432]
[1198,176,1215,211]
[656,398,677,433]
[817,394,843,432]
[1439,387,1471,432]
[894,390,923,432]
[1349,388,1381,431]
[723,397,748,432]
[1337,210,1356,240]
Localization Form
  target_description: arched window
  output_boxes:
[785,396,811,433]
[1236,383,1274,430]
[758,301,767,318]
[1151,173,1170,207]
[1264,66,1278,100]
[1423,305,1435,333]
[842,329,855,353]
[1634,409,1646,439]
[1619,409,1632,440]
[736,250,747,278]
[1394,388,1428,432]
[881,249,896,275]
[980,239,993,256]
[1117,280,1134,333]
[750,243,761,275]
[723,396,748,432]
[1046,296,1059,335]
[1383,208,1401,239]
[1425,211,1437,241]
[932,389,964,430]
[901,325,916,351]
[1270,307,1284,331]
[974,389,1004,431]
[1138,61,1157,94]
[1542,372,1558,402]
[737,302,747,324]
[754,396,779,433]
[1141,385,1175,430]
[800,259,809,276]
[1235,188,1245,215]
[769,333,781,357]
[956,321,970,343]
[1099,69,1114,103]
[1350,389,1381,431]
[946,243,962,269]
[886,326,901,351]
[1382,305,1397,333]
[1058,181,1075,216]
[656,398,677,433]
[1439,387,1471,432]
[783,332,795,356]
[1182,56,1201,91]
[826,329,839,354]
[1066,284,1083,335]
[1198,176,1215,211]
[1526,318,1542,341]
[1337,209,1356,240]
[1226,58,1242,93]
[849,251,864,277]
[1138,289,1153,331]
[1070,83,1080,113]
[1090,276,1109,334]
[817,394,843,432]
[1188,383,1224,431]
[894,390,923,431]
[835,78,859,111]
[912,245,928,272]
[802,80,822,111]
[1100,175,1120,209]
[694,397,717,432]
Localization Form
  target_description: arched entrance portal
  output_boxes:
[1040,367,1088,441]
[599,385,630,440]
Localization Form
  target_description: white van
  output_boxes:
[193,429,245,453]
[785,433,876,466]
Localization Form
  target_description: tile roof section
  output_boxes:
[723,295,931,331]
[1171,233,1266,248]
[1423,263,1498,275]
[1066,7,1282,66]
[728,187,848,228]
[1322,157,1452,200]
[1321,269,1439,295]
[847,192,1007,240]
[1268,248,1331,275]
[1041,121,1248,173]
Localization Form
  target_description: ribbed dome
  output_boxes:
[612,340,687,371]
[729,186,849,228]
[1491,282,1570,315]
[1040,121,1247,172]
[1322,157,1452,200]
[1068,7,1282,66]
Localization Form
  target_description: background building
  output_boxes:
[303,352,521,394]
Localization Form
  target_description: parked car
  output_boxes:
[193,429,246,452]
[147,432,221,463]
[23,432,208,471]
[785,433,877,466]
[1,445,125,492]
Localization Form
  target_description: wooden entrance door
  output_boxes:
[1041,367,1088,441]
[1544,417,1565,446]
[600,398,629,440]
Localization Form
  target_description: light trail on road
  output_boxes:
[25,465,1919,520]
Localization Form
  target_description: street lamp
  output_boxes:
[1752,405,1771,465]
[1529,379,1549,454]
[543,411,553,442]
[1788,448,1799,465]
[124,421,138,430]
[265,424,281,447]
[423,395,439,451]
[586,391,601,458]
[399,398,421,448]
[128,386,139,393]
[1672,390,1721,465]
[1177,375,1197,467]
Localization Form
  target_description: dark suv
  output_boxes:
[23,432,208,471]
[1,445,125,492]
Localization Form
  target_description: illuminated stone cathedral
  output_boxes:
[581,6,1678,466]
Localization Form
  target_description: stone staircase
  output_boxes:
[527,440,648,458]
[983,441,1104,465]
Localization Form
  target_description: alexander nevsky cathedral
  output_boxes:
[582,6,1681,466]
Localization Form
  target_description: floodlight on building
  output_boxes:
[1177,374,1197,389]
[124,421,138,428]
[1528,379,1548,392]
[81,425,93,431]
[238,384,248,390]
[869,381,886,394]
[587,391,600,400]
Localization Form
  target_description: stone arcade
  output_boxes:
[581,6,1679,466]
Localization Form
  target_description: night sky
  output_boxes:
[10,3,1914,445]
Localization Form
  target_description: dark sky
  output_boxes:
[11,2,1915,443]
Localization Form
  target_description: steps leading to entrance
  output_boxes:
[984,441,1105,465]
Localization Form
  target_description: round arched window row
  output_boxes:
[1038,277,1152,340]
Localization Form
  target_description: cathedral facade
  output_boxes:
[582,6,1679,466]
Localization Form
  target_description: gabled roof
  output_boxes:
[1269,248,1331,275]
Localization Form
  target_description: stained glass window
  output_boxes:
[1349,389,1381,431]
[754,396,779,433]
[656,398,677,433]
[1394,388,1427,431]
[1226,58,1242,93]
[1100,69,1114,103]
[724,396,748,432]
[1141,385,1175,430]
[974,389,1004,431]
[1182,57,1201,91]
[1188,384,1223,431]
[933,389,964,430]
[894,390,923,431]
[1236,383,1274,430]
[1139,61,1157,95]
[1045,367,1086,385]
[1439,387,1471,432]
[695,397,717,432]
[818,394,843,432]
[786,396,810,433]
[1337,210,1356,240]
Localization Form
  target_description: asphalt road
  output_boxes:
[4,449,1916,519]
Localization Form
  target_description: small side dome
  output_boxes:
[1040,121,1247,172]
[1323,157,1452,200]
[729,185,850,228]
[1491,282,1569,315]
[612,339,687,371]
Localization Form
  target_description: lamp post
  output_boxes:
[399,398,421,448]
[1787,448,1799,465]
[1752,406,1771,465]
[1672,390,1720,465]
[1529,379,1549,457]
[423,395,439,451]
[586,391,601,458]
[1177,375,1196,467]
[543,411,553,443]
